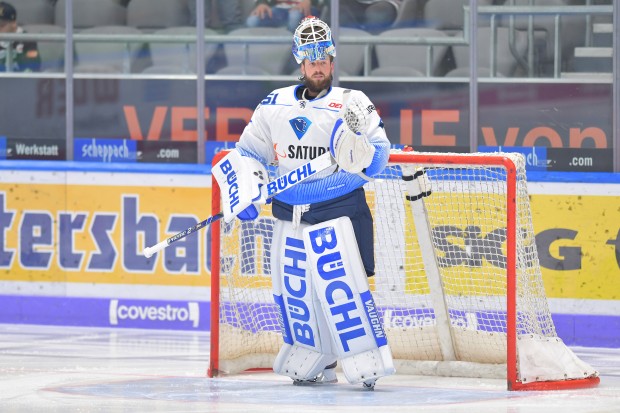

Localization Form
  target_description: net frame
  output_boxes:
[208,150,600,391]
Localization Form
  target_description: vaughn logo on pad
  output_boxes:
[109,299,200,328]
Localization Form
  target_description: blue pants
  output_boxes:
[272,187,375,276]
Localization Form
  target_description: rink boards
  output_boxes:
[0,166,618,347]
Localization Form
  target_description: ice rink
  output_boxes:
[0,323,618,413]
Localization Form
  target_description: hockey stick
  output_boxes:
[143,151,336,258]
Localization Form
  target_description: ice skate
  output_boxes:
[362,378,376,391]
[292,362,338,386]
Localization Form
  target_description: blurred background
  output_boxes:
[0,0,616,169]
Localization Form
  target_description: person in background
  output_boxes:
[246,0,323,32]
[0,1,41,72]
[188,0,243,33]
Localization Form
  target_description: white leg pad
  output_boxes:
[303,217,396,384]
[271,219,336,380]
[273,343,335,381]
[340,345,395,385]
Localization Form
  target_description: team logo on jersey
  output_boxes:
[289,116,312,140]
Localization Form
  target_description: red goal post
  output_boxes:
[208,149,600,391]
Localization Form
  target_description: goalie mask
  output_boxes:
[292,16,336,64]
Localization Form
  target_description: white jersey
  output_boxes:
[236,85,390,205]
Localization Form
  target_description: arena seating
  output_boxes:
[219,27,291,76]
[127,0,190,31]
[450,27,528,77]
[336,27,372,76]
[374,28,450,77]
[54,0,127,28]
[5,0,613,77]
[21,23,65,72]
[12,0,55,25]
[73,25,144,73]
[145,26,219,74]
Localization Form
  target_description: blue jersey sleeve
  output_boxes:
[274,169,369,205]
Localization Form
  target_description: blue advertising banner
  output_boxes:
[479,145,548,171]
[74,138,138,163]
[0,295,617,345]
[205,140,234,166]
[0,295,210,330]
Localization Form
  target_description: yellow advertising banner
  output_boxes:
[1,174,619,300]
[531,194,620,300]
[0,176,213,287]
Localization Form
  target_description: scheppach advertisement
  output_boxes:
[0,78,613,171]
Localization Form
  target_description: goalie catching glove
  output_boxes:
[330,119,375,174]
[330,97,375,174]
[212,150,268,222]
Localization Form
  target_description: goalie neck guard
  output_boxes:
[292,16,336,64]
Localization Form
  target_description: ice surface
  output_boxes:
[0,324,618,413]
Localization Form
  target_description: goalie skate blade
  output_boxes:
[362,379,376,391]
[292,378,338,386]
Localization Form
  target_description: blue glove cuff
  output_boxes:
[237,205,260,221]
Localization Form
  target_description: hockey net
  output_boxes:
[208,150,599,390]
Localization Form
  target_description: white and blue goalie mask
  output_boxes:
[292,16,336,64]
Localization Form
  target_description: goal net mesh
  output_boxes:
[212,151,597,386]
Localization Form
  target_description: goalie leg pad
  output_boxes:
[303,217,395,384]
[271,219,336,380]
[273,343,336,382]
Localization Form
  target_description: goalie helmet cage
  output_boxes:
[208,150,600,391]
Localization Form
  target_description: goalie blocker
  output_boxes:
[212,150,268,223]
